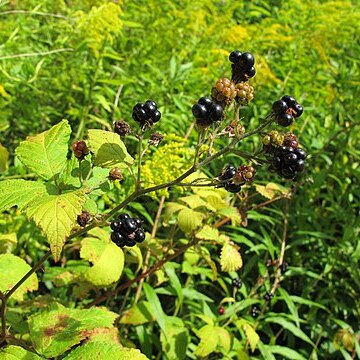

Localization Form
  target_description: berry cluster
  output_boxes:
[272,95,303,127]
[264,292,274,301]
[114,120,132,137]
[269,145,307,179]
[211,77,237,107]
[72,140,89,160]
[110,213,146,248]
[216,164,256,193]
[192,96,223,128]
[229,50,256,83]
[232,278,243,289]
[132,100,161,129]
[235,82,254,104]
[251,306,260,318]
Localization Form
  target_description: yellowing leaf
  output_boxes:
[0,345,43,360]
[255,182,288,200]
[15,120,71,180]
[196,225,220,241]
[180,195,208,209]
[119,301,155,325]
[220,242,243,272]
[26,191,86,261]
[217,327,232,352]
[81,239,124,287]
[243,322,260,352]
[194,324,218,357]
[87,129,133,168]
[0,254,38,301]
[177,208,205,233]
[0,233,17,253]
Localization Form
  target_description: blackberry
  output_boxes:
[282,95,297,108]
[211,77,237,106]
[294,147,307,160]
[77,211,91,227]
[218,164,236,181]
[229,50,242,63]
[293,103,303,118]
[192,97,223,128]
[272,100,288,114]
[72,140,89,160]
[110,213,146,248]
[277,113,293,127]
[235,82,254,104]
[229,50,256,83]
[114,120,131,136]
[224,182,242,193]
[232,278,242,289]
[132,100,161,129]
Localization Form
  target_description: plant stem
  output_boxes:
[0,291,6,343]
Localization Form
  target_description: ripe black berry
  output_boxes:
[272,100,288,114]
[198,96,213,106]
[193,97,223,127]
[111,231,124,243]
[294,147,307,160]
[134,229,146,243]
[192,103,207,119]
[122,218,137,234]
[264,292,274,301]
[277,113,293,127]
[282,95,297,108]
[229,50,242,63]
[246,66,256,78]
[209,103,223,121]
[132,100,161,128]
[119,213,130,222]
[251,306,259,317]
[218,164,236,181]
[293,103,303,118]
[110,220,122,231]
[239,52,255,69]
[224,182,242,193]
[232,278,242,289]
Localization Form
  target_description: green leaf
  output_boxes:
[87,129,134,168]
[0,180,49,212]
[255,182,288,199]
[265,345,307,360]
[265,316,314,346]
[119,301,155,325]
[0,254,38,301]
[0,143,9,172]
[28,303,118,358]
[64,342,149,360]
[194,324,218,357]
[180,195,208,209]
[80,237,124,287]
[143,283,167,335]
[177,208,205,233]
[0,233,17,253]
[15,120,71,180]
[164,262,183,304]
[26,190,86,261]
[243,322,259,352]
[160,317,188,360]
[218,207,241,225]
[0,345,44,359]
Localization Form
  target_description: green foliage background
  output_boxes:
[0,0,359,359]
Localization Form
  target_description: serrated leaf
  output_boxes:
[194,324,218,357]
[255,182,288,200]
[64,342,149,360]
[0,254,38,301]
[28,303,118,358]
[81,238,124,287]
[180,195,208,209]
[120,301,155,325]
[0,143,9,172]
[165,202,187,215]
[0,345,44,359]
[0,233,17,253]
[177,208,205,233]
[218,207,241,225]
[217,327,232,352]
[0,180,49,212]
[26,191,86,261]
[220,243,243,272]
[160,317,189,360]
[15,120,71,180]
[242,322,260,352]
[196,225,220,241]
[88,129,133,168]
